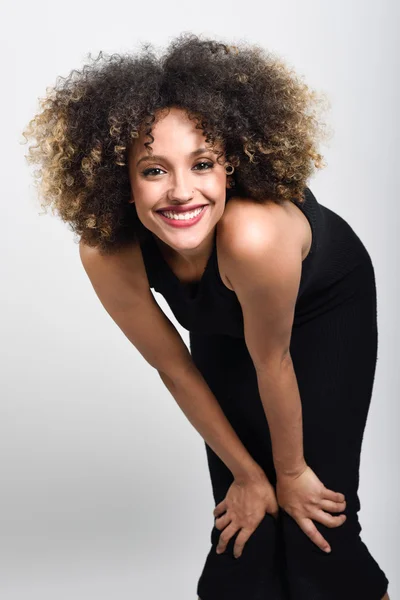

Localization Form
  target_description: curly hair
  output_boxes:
[22,32,331,255]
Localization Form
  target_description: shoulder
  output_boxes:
[218,199,302,332]
[79,238,142,269]
[79,238,150,299]
[217,196,305,273]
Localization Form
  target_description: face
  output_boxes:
[127,107,232,256]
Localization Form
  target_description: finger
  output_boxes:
[216,522,239,554]
[213,500,227,518]
[233,528,252,559]
[268,504,279,521]
[323,488,346,503]
[320,498,346,513]
[214,513,232,530]
[314,510,347,528]
[300,517,331,553]
[271,508,279,521]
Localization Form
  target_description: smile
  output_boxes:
[156,205,208,228]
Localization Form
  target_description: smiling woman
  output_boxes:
[21,32,329,256]
[22,32,390,600]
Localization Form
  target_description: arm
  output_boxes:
[219,201,306,478]
[217,200,348,554]
[79,241,265,483]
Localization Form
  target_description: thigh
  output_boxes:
[279,447,388,600]
[283,293,388,599]
[197,484,289,600]
[190,333,289,599]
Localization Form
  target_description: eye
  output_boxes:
[142,167,165,177]
[194,161,214,171]
[141,161,214,178]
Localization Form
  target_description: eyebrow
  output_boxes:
[136,147,214,167]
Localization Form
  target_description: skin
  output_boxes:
[114,108,389,599]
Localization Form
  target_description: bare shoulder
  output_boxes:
[79,238,150,309]
[79,238,145,277]
[216,196,311,290]
[218,196,311,260]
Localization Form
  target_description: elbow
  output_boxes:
[157,359,196,388]
[252,348,292,375]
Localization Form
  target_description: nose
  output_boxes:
[167,171,195,202]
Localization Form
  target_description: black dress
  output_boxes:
[139,188,389,600]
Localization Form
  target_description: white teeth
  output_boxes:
[160,206,205,220]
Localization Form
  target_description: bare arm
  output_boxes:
[79,241,265,483]
[219,200,306,478]
[217,200,349,556]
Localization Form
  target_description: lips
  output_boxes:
[156,204,208,228]
[156,204,207,213]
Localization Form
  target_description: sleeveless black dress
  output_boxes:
[139,187,389,600]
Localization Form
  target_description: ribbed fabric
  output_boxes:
[139,188,389,599]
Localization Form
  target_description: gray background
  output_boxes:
[2,0,398,598]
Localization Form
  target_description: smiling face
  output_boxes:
[127,106,232,258]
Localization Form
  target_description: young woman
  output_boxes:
[23,33,390,599]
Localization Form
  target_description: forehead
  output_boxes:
[145,108,202,143]
[130,107,223,158]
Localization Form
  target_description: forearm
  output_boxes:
[256,356,306,477]
[157,363,266,484]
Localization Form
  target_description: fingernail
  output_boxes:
[216,548,221,554]
[325,546,331,553]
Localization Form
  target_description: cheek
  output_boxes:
[202,173,226,194]
[133,182,160,207]
[135,201,156,219]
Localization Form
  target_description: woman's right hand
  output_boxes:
[213,473,279,559]
[276,464,347,553]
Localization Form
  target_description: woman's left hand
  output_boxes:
[276,464,347,553]
[213,473,279,559]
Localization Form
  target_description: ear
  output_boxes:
[128,194,135,204]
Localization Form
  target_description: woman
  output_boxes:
[23,33,390,599]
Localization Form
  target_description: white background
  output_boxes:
[2,0,398,598]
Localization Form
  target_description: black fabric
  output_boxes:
[139,188,389,599]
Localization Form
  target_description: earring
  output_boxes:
[225,164,235,175]
[229,179,235,187]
